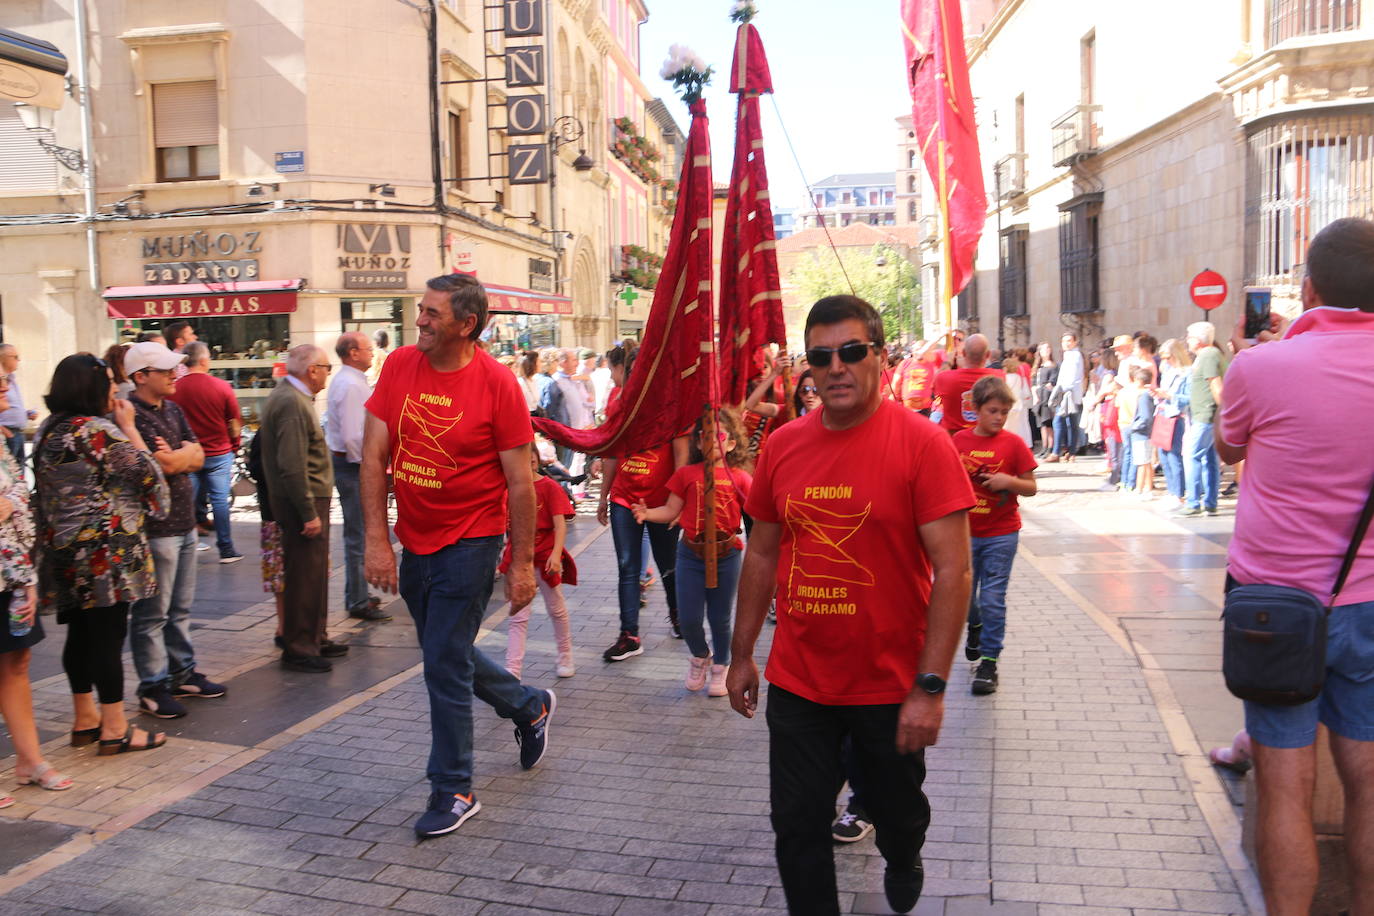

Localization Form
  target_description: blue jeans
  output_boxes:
[130,530,199,693]
[673,542,741,664]
[1158,418,1186,498]
[1104,436,1122,486]
[967,531,1018,660]
[1118,430,1135,489]
[1052,411,1082,455]
[1183,420,1219,510]
[194,452,236,554]
[399,537,544,796]
[609,502,678,633]
[331,456,370,613]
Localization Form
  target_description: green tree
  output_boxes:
[789,243,921,345]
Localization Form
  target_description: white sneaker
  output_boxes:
[708,664,728,697]
[686,656,710,691]
[195,542,211,552]
[556,654,576,678]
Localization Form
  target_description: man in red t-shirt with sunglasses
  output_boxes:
[728,295,974,915]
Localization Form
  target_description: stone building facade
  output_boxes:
[1,0,675,421]
[933,0,1372,353]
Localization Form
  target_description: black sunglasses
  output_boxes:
[805,341,876,368]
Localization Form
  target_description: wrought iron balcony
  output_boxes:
[1051,104,1102,167]
[993,153,1027,199]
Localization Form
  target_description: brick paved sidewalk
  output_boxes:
[0,488,1257,915]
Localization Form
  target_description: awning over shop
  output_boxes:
[0,28,68,110]
[103,279,305,319]
[485,283,572,316]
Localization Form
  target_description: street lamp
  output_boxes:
[12,101,84,172]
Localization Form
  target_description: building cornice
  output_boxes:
[118,23,228,46]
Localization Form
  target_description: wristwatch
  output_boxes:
[916,672,946,695]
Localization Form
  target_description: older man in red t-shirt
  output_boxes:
[361,274,554,839]
[168,341,243,561]
[931,333,1003,432]
[728,295,974,915]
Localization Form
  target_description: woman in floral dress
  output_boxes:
[0,373,74,806]
[34,354,170,755]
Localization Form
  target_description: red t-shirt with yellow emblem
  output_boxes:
[365,346,533,554]
[744,401,975,705]
[952,428,1038,538]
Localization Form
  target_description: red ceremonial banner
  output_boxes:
[535,99,715,457]
[717,23,786,407]
[903,0,985,297]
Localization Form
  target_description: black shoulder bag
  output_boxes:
[1222,477,1374,705]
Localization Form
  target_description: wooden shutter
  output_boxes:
[153,81,218,148]
[0,105,58,191]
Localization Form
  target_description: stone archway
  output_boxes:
[571,238,604,349]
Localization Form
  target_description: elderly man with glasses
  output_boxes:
[258,344,344,673]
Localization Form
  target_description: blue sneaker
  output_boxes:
[514,689,555,770]
[414,790,480,837]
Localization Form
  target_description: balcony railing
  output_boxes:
[1267,0,1360,47]
[993,153,1027,199]
[1051,104,1103,167]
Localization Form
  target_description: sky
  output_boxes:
[638,0,912,212]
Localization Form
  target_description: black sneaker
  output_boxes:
[971,658,999,695]
[171,671,226,699]
[964,624,982,661]
[320,639,350,658]
[514,689,555,770]
[281,653,331,673]
[218,550,244,565]
[139,685,188,719]
[603,632,643,662]
[1205,506,1219,516]
[667,609,682,639]
[883,857,924,914]
[348,604,391,621]
[414,790,480,837]
[831,808,874,843]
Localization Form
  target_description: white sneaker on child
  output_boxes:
[708,664,728,697]
[556,654,576,678]
[686,656,710,691]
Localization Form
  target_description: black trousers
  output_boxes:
[63,602,130,704]
[277,496,331,657]
[766,685,930,916]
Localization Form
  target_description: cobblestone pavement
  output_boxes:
[0,462,1259,914]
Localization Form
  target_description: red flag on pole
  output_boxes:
[717,23,785,407]
[902,0,985,299]
[535,99,714,457]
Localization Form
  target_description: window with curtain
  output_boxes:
[153,81,219,181]
[1245,112,1373,287]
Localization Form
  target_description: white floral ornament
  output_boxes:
[660,43,713,104]
[730,0,757,23]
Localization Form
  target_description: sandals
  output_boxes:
[16,762,73,792]
[97,725,166,756]
[71,726,101,748]
[0,794,13,810]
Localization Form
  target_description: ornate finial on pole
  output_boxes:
[660,45,714,105]
[729,1,758,23]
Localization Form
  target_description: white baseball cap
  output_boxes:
[124,341,184,377]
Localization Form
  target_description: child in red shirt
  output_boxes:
[952,376,1038,696]
[500,451,577,680]
[633,410,752,698]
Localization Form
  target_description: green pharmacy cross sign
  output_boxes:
[618,287,640,308]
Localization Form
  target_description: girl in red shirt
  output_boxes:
[633,410,752,697]
[500,451,577,680]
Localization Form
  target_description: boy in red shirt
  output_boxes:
[952,376,1038,695]
[500,451,577,680]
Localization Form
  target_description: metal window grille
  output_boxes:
[1266,0,1360,46]
[999,225,1028,318]
[1244,113,1374,288]
[1059,194,1102,314]
[958,271,978,325]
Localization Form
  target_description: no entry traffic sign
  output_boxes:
[1190,269,1228,311]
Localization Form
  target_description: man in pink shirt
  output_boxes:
[1216,217,1374,915]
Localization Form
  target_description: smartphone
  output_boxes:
[1244,288,1272,341]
